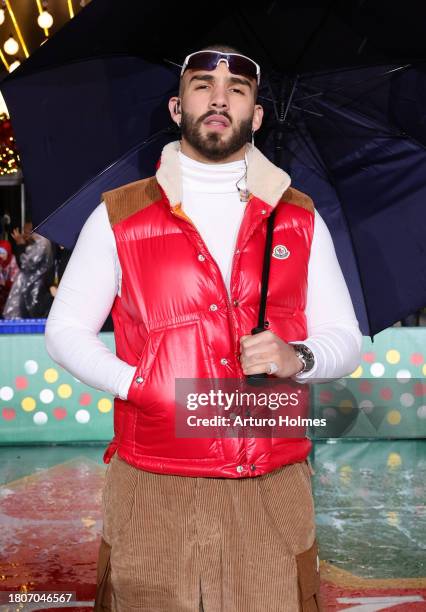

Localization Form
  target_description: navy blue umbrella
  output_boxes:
[257,64,426,336]
[1,0,425,336]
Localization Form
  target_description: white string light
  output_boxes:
[36,0,53,31]
[4,34,19,55]
[37,10,53,29]
[9,58,20,71]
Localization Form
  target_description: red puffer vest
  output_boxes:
[102,141,315,478]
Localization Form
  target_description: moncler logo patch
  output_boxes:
[272,245,290,260]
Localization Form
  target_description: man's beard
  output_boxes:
[180,110,253,161]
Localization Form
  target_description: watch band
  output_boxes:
[292,343,315,374]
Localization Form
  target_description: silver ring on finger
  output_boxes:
[267,361,278,375]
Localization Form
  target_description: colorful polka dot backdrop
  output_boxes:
[350,365,363,378]
[310,329,425,438]
[21,397,36,412]
[15,376,28,390]
[0,330,425,442]
[0,333,117,442]
[386,349,401,364]
[97,398,112,413]
[44,368,59,383]
[57,383,73,399]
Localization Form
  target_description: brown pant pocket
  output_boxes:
[93,537,112,611]
[295,538,322,611]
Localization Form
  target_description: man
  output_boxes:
[45,45,362,611]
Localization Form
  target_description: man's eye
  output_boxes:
[195,85,209,89]
[231,88,244,94]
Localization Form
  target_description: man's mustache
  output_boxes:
[197,111,232,125]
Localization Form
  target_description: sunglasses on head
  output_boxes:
[181,50,261,85]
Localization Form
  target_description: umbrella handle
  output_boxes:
[246,325,269,386]
[245,209,276,387]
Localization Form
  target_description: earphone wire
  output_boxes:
[236,148,250,202]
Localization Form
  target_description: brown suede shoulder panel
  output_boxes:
[279,186,314,214]
[102,176,162,227]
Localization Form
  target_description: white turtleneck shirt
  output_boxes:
[179,151,248,292]
[45,151,362,400]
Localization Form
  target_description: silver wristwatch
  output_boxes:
[292,343,315,374]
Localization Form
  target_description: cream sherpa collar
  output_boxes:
[156,140,291,207]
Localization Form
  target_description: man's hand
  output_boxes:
[239,330,304,378]
[11,227,26,245]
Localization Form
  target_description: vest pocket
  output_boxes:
[127,319,213,407]
[126,328,165,405]
[154,319,214,380]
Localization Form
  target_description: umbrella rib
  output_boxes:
[288,65,426,151]
[299,62,413,81]
[294,64,411,103]
[290,105,323,118]
[265,75,281,122]
[291,0,337,71]
[312,92,426,151]
[163,58,183,70]
[232,6,279,72]
[256,95,323,118]
[292,125,332,182]
[282,77,299,123]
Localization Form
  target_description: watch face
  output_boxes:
[295,344,314,372]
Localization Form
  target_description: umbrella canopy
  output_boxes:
[1,0,426,336]
[258,63,426,337]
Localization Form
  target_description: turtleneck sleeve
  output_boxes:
[289,210,362,382]
[44,202,137,400]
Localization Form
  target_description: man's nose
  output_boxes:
[208,88,229,111]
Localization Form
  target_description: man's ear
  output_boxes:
[168,96,182,126]
[252,104,264,133]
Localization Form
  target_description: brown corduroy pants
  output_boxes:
[93,453,322,612]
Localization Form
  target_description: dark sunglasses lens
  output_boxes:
[186,52,258,81]
[228,57,257,81]
[186,52,220,72]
